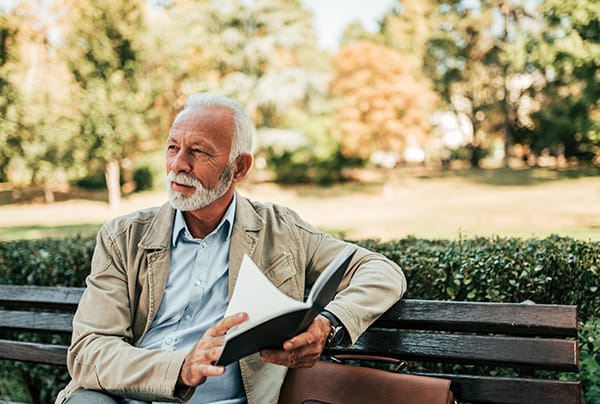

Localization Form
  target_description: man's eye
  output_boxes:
[192,149,206,154]
[167,145,177,151]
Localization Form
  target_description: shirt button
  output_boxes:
[195,279,202,287]
[185,314,192,320]
[165,338,173,345]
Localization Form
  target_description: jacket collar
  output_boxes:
[138,191,264,252]
[139,202,175,250]
[233,191,264,234]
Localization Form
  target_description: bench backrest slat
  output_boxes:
[0,339,67,366]
[377,299,578,337]
[0,285,83,310]
[0,310,74,333]
[328,330,579,372]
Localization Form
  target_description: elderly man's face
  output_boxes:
[165,106,235,211]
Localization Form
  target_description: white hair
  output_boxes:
[178,92,254,162]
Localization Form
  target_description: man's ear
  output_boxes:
[232,153,253,183]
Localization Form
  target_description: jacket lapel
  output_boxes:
[138,203,175,331]
[229,193,264,297]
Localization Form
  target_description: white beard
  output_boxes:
[166,165,233,211]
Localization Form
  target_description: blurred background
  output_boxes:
[0,0,598,241]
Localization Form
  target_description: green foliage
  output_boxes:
[62,0,153,207]
[0,237,94,286]
[131,149,167,191]
[266,147,352,185]
[74,174,106,190]
[355,235,599,321]
[0,234,597,314]
[579,318,600,403]
[527,0,600,162]
[0,360,71,404]
[0,10,22,183]
[132,166,154,192]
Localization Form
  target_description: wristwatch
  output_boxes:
[320,310,347,348]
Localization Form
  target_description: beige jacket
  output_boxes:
[56,193,406,403]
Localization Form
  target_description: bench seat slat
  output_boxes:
[0,285,83,309]
[0,339,67,366]
[0,310,74,333]
[416,372,582,404]
[376,299,578,337]
[328,330,578,372]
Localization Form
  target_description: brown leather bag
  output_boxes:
[278,359,453,404]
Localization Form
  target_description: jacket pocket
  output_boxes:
[261,252,301,298]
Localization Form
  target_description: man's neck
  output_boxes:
[182,191,235,239]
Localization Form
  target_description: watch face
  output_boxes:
[330,326,345,346]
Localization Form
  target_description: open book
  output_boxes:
[216,245,356,366]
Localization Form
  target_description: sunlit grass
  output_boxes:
[0,224,101,241]
[0,167,598,242]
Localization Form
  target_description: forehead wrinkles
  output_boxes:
[171,106,233,134]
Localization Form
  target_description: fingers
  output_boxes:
[260,316,330,368]
[180,359,224,381]
[179,312,249,387]
[205,312,249,337]
[283,315,329,351]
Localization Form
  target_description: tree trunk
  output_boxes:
[501,3,512,168]
[105,159,121,210]
[43,185,55,204]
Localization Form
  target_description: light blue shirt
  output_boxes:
[137,196,246,404]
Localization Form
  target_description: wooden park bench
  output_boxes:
[0,284,581,403]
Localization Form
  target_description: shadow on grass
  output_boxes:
[0,186,108,206]
[0,223,101,241]
[414,166,600,187]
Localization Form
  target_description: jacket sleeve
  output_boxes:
[66,223,193,402]
[288,208,407,344]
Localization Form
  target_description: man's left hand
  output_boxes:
[259,314,330,367]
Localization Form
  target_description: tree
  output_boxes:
[424,0,540,168]
[332,41,437,161]
[382,1,436,72]
[146,0,326,124]
[0,8,22,182]
[6,2,83,202]
[148,0,335,182]
[60,0,151,208]
[527,0,600,163]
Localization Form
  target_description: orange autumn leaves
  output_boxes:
[332,41,438,160]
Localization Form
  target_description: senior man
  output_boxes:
[56,93,406,404]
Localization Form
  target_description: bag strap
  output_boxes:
[329,354,408,372]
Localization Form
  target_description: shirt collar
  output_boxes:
[171,193,237,247]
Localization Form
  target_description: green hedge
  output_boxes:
[0,236,94,287]
[355,235,599,321]
[0,235,598,403]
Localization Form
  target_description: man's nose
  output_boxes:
[170,150,192,173]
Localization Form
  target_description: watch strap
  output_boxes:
[320,310,342,329]
[320,310,347,347]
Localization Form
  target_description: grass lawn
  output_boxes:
[0,167,599,242]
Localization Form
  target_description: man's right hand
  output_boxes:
[178,312,248,387]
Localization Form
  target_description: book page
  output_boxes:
[225,254,306,336]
